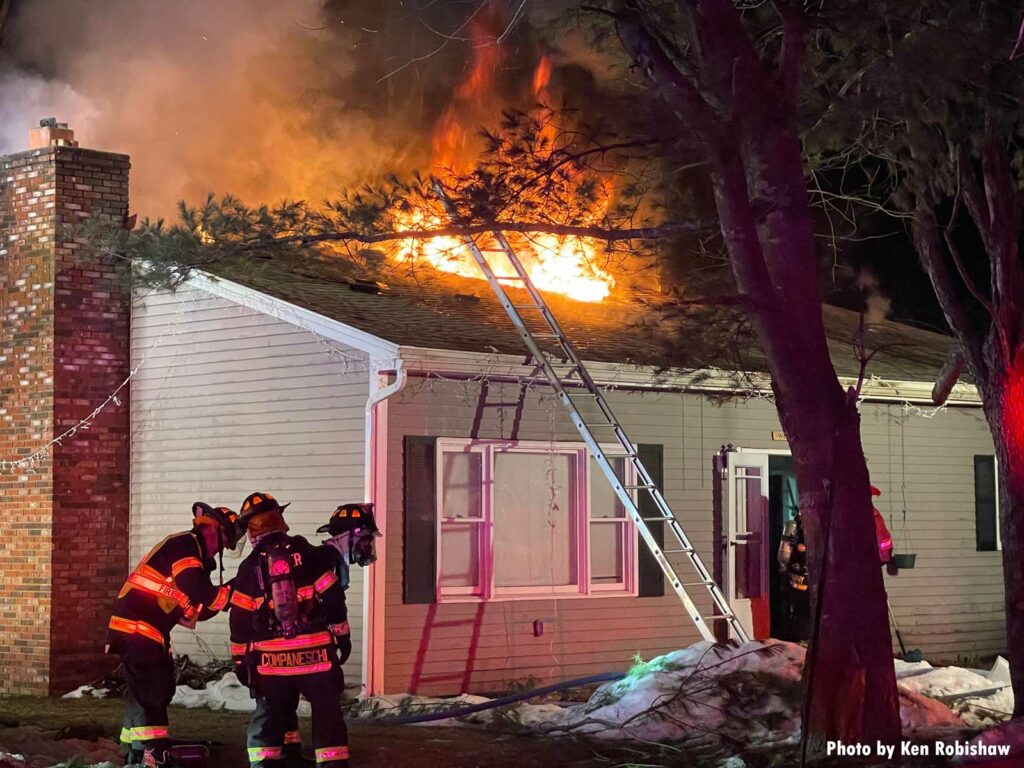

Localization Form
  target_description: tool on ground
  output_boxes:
[887,600,922,662]
[434,181,748,643]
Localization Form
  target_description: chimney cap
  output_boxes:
[29,119,77,150]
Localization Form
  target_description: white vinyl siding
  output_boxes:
[130,287,370,685]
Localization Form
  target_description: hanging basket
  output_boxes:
[890,553,917,569]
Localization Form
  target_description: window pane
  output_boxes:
[590,457,627,519]
[440,523,480,589]
[590,522,624,584]
[493,451,577,588]
[441,451,483,519]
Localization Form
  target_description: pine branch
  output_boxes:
[211,219,716,254]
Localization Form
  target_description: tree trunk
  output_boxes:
[709,116,902,748]
[983,354,1024,717]
[610,0,901,745]
[784,391,902,745]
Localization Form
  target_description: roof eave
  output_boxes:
[396,345,981,406]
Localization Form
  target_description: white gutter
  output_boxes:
[397,345,981,406]
[360,359,407,697]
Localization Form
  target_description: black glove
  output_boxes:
[335,635,352,665]
[235,662,250,688]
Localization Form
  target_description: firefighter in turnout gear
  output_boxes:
[269,502,380,766]
[230,492,351,768]
[107,503,241,767]
[776,510,810,641]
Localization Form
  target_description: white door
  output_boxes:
[724,451,770,640]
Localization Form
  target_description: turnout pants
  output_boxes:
[119,637,175,763]
[247,669,348,767]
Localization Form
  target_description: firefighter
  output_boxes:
[317,503,380,590]
[871,485,895,565]
[107,503,241,767]
[776,510,810,641]
[270,502,380,766]
[229,492,351,768]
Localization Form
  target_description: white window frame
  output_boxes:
[435,438,638,602]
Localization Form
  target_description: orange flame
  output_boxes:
[393,211,613,303]
[533,55,552,95]
[399,13,614,303]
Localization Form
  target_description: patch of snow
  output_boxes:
[171,684,210,709]
[540,641,807,745]
[203,672,257,713]
[60,685,108,700]
[895,658,1013,728]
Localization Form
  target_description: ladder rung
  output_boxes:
[708,614,736,621]
[625,483,657,490]
[512,304,543,310]
[683,580,714,588]
[664,548,694,554]
[642,516,671,522]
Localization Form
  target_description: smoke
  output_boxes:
[0,0,424,218]
[857,269,892,325]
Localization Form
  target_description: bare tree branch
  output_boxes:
[775,3,803,106]
[944,158,997,322]
[910,208,986,380]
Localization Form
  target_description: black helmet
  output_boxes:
[192,501,243,550]
[316,502,378,536]
[239,491,290,522]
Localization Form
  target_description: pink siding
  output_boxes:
[382,381,705,695]
[382,379,1000,695]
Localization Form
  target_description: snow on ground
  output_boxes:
[170,671,257,713]
[895,656,1013,728]
[44,640,1012,760]
[353,641,963,749]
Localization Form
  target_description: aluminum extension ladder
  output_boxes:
[434,183,749,643]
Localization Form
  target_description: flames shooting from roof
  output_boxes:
[392,5,615,303]
[1,0,620,303]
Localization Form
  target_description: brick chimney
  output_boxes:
[0,121,131,694]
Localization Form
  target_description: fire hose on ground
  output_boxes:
[354,671,626,726]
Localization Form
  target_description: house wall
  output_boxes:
[383,379,1000,695]
[130,286,370,685]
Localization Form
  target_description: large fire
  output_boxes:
[393,212,613,303]
[389,5,614,303]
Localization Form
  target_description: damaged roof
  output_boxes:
[205,256,956,386]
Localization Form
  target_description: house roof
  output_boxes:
[205,256,957,387]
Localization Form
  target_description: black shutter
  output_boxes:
[404,436,438,603]
[975,454,998,552]
[637,443,665,597]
